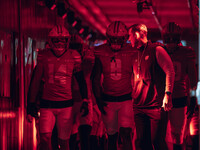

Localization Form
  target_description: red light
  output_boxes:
[0,112,16,118]
[62,13,67,19]
[72,21,77,27]
[50,4,56,10]
[79,28,84,34]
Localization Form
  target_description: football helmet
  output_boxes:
[48,25,71,56]
[162,22,182,53]
[106,21,128,51]
[128,24,148,49]
[162,22,182,44]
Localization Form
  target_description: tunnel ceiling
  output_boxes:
[0,0,198,40]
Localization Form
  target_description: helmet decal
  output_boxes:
[106,21,128,38]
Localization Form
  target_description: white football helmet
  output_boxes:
[48,25,71,56]
[106,21,128,51]
[162,22,182,53]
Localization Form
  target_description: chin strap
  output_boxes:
[50,48,67,57]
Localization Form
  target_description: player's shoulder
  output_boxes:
[68,49,81,58]
[68,49,82,63]
[178,46,196,59]
[37,48,51,62]
[93,44,110,56]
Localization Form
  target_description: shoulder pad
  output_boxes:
[37,49,49,62]
[180,46,196,59]
[70,49,82,63]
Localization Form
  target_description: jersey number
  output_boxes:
[48,64,67,84]
[110,59,122,80]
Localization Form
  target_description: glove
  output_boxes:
[80,100,89,117]
[187,96,198,119]
[27,102,39,119]
[96,98,107,115]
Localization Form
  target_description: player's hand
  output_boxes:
[187,96,197,119]
[27,102,39,122]
[80,99,89,117]
[27,114,34,123]
[162,93,173,111]
[96,99,107,115]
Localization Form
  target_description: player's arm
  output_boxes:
[73,50,88,100]
[186,48,198,118]
[74,71,88,100]
[156,46,175,111]
[187,48,198,89]
[27,57,44,122]
[91,57,107,114]
[91,57,103,100]
[73,50,89,117]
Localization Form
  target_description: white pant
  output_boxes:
[102,100,134,135]
[39,107,73,140]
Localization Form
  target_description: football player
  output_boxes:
[128,24,175,150]
[160,22,198,150]
[91,21,135,150]
[27,25,89,150]
[70,34,94,150]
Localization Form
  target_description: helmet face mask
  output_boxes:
[106,21,128,51]
[162,34,181,44]
[48,25,70,56]
[108,36,125,45]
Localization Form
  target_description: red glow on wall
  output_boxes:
[33,119,38,150]
[18,108,24,150]
[79,28,84,34]
[0,112,16,119]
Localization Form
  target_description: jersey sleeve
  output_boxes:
[186,47,198,89]
[29,51,44,103]
[156,46,175,93]
[91,56,103,100]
